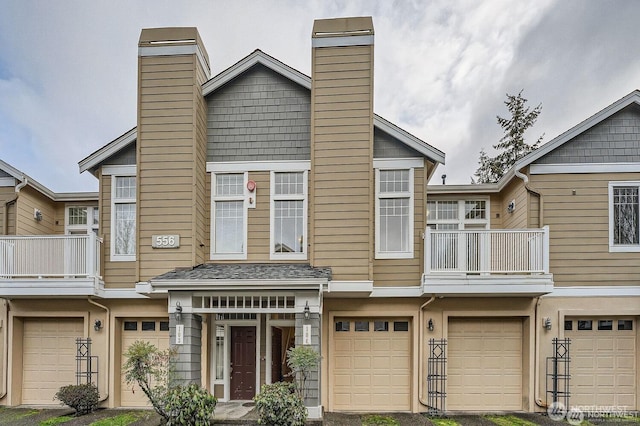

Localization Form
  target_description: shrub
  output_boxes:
[54,383,99,416]
[254,382,306,426]
[286,345,320,400]
[165,383,217,426]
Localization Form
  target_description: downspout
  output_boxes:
[533,296,547,408]
[514,168,543,226]
[418,295,436,407]
[3,175,26,235]
[88,297,110,402]
[0,300,9,399]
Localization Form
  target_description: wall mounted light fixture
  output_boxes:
[428,318,434,331]
[175,301,183,322]
[543,317,552,331]
[94,319,102,331]
[303,301,310,320]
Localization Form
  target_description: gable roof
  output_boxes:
[515,89,640,170]
[79,49,444,173]
[0,159,97,201]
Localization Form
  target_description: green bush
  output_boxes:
[254,382,306,426]
[165,383,217,426]
[54,383,99,416]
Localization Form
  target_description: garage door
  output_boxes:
[22,318,84,404]
[121,318,170,407]
[331,318,411,412]
[566,317,636,409]
[448,318,523,411]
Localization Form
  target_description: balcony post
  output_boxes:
[87,233,96,280]
[424,227,432,275]
[542,226,550,273]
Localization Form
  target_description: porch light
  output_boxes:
[175,301,183,322]
[303,301,310,320]
[428,318,434,332]
[543,317,552,331]
[94,319,102,331]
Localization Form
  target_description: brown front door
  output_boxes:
[230,326,256,400]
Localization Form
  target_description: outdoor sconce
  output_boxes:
[303,301,310,320]
[543,317,552,331]
[94,319,102,331]
[428,318,434,332]
[175,301,183,322]
[34,208,43,221]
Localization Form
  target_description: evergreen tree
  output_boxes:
[475,90,544,183]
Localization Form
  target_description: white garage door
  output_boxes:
[566,317,636,409]
[22,318,84,405]
[331,318,411,412]
[120,318,170,407]
[448,317,523,411]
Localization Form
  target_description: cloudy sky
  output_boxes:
[1,0,640,192]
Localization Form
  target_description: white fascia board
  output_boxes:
[0,279,100,297]
[373,158,424,169]
[370,286,422,298]
[0,159,24,180]
[207,160,311,173]
[373,115,445,165]
[101,288,152,299]
[202,50,311,96]
[53,192,99,202]
[139,44,210,79]
[543,286,640,297]
[327,281,373,294]
[147,278,328,291]
[515,91,640,170]
[0,177,15,187]
[312,35,374,48]
[79,128,137,174]
[102,165,136,176]
[530,162,640,175]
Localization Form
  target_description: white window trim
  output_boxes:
[270,170,308,260]
[375,167,414,259]
[210,172,248,260]
[426,198,490,230]
[65,206,99,234]
[110,173,136,262]
[608,181,640,253]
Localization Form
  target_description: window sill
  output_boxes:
[110,254,136,262]
[375,251,414,260]
[609,245,640,253]
[211,253,248,261]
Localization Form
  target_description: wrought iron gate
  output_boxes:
[546,337,570,407]
[76,338,98,386]
[427,338,447,414]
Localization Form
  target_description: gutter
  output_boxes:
[2,175,25,235]
[418,295,436,407]
[533,296,547,408]
[87,297,110,403]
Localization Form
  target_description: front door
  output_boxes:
[230,326,256,400]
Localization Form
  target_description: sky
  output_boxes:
[1,0,640,192]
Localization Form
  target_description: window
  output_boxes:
[376,168,414,258]
[577,320,592,330]
[142,321,156,331]
[598,320,613,330]
[609,182,640,252]
[394,321,409,332]
[215,325,225,380]
[123,321,137,331]
[211,173,247,259]
[564,320,573,331]
[111,176,136,261]
[66,206,99,235]
[355,321,369,332]
[335,321,350,332]
[271,171,307,259]
[427,199,488,230]
[374,321,389,331]
[618,320,633,330]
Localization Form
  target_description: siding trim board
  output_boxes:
[531,162,640,174]
[544,286,640,297]
[138,45,210,79]
[207,161,311,173]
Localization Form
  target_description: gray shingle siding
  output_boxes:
[537,105,640,164]
[0,169,11,178]
[207,64,311,162]
[374,127,422,158]
[104,143,136,166]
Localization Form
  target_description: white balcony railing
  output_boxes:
[0,234,102,280]
[424,226,550,275]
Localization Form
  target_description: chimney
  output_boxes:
[136,28,210,281]
[310,17,375,281]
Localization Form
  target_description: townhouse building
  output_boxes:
[0,16,638,415]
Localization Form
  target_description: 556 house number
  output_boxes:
[152,235,180,248]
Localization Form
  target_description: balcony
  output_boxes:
[0,234,103,297]
[422,226,553,296]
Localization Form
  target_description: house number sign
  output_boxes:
[152,234,180,248]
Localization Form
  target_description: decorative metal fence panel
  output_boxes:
[427,338,447,414]
[76,338,98,387]
[546,337,570,408]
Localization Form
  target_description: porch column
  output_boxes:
[170,313,202,385]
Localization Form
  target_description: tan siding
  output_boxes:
[247,172,270,261]
[14,187,56,235]
[311,41,374,281]
[136,30,209,281]
[101,175,136,289]
[532,172,640,287]
[0,186,16,235]
[500,179,528,229]
[373,167,425,287]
